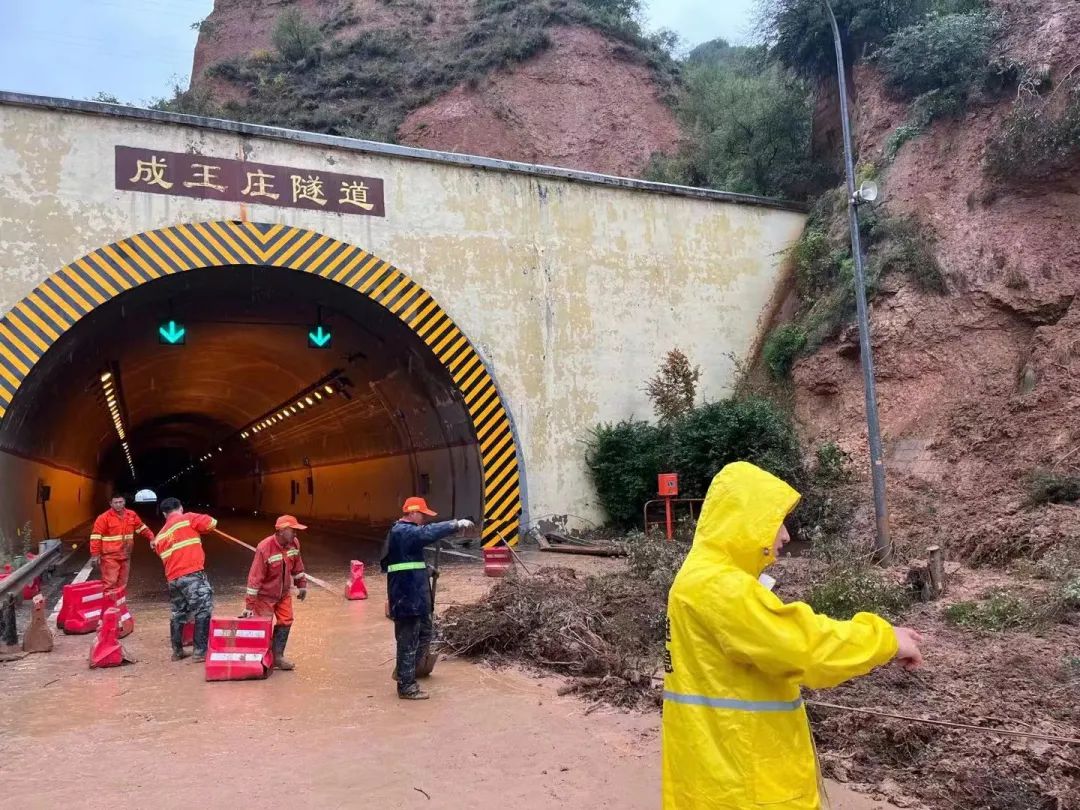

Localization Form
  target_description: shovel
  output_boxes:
[415,534,443,678]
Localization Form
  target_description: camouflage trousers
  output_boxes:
[167,571,214,654]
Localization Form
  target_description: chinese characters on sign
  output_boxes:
[115,145,386,217]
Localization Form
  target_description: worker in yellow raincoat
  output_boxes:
[662,462,924,809]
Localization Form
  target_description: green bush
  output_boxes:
[877,11,998,99]
[272,10,323,62]
[814,442,851,487]
[1025,469,1080,506]
[669,397,803,498]
[763,324,808,379]
[585,420,669,527]
[945,590,1034,631]
[808,566,911,621]
[986,87,1080,182]
[644,61,823,199]
[870,215,947,293]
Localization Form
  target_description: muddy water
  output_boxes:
[0,542,887,809]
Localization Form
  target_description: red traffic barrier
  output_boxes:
[483,546,512,577]
[89,607,135,668]
[60,581,105,634]
[345,560,368,600]
[103,588,134,639]
[205,616,273,682]
[181,620,195,647]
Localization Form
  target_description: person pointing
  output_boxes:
[662,462,924,809]
[381,497,473,700]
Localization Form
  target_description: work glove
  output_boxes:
[239,609,253,618]
[455,519,475,531]
[297,588,307,602]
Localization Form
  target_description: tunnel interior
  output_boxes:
[0,265,483,531]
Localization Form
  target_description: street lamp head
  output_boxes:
[855,179,879,204]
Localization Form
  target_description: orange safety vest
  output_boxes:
[154,512,217,582]
[245,535,307,608]
[90,509,153,558]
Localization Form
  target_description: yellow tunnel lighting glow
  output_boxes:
[290,406,297,414]
[100,371,112,382]
[324,385,334,394]
[305,396,314,405]
[297,401,305,409]
[313,391,322,400]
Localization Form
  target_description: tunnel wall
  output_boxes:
[0,96,807,525]
[213,445,481,527]
[0,450,106,555]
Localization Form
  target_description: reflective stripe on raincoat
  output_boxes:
[661,462,898,809]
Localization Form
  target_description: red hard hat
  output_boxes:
[402,497,437,517]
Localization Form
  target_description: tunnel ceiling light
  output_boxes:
[324,385,334,394]
[313,391,322,401]
[101,371,113,383]
[305,396,314,405]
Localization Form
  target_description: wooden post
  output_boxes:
[927,546,945,596]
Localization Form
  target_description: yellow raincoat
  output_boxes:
[662,462,897,809]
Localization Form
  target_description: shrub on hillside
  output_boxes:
[877,11,998,99]
[986,86,1080,182]
[1025,469,1080,506]
[763,324,808,379]
[808,565,911,621]
[645,61,823,199]
[272,10,323,62]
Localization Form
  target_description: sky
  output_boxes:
[0,1,759,105]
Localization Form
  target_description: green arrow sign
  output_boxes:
[159,320,186,345]
[308,325,332,349]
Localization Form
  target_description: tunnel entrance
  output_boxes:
[0,223,522,548]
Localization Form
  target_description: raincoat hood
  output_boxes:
[690,461,801,577]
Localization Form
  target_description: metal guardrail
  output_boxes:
[0,539,62,601]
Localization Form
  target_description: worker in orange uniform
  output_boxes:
[240,515,308,671]
[89,494,154,596]
[153,497,219,662]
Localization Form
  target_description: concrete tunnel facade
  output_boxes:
[0,93,807,553]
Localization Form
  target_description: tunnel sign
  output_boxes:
[158,320,187,345]
[115,146,386,217]
[307,325,332,349]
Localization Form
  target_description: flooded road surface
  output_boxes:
[2,517,888,810]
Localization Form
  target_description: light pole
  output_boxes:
[822,0,892,564]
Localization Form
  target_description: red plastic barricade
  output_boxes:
[205,616,273,682]
[0,559,43,600]
[103,588,134,638]
[182,620,194,647]
[60,581,106,634]
[483,546,512,577]
[346,560,368,600]
[89,607,134,668]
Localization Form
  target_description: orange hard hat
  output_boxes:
[275,515,308,531]
[402,497,437,517]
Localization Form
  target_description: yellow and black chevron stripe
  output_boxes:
[0,221,521,546]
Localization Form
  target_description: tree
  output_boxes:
[647,61,820,199]
[646,349,701,422]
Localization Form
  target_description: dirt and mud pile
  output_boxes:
[442,565,667,708]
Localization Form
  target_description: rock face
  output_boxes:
[398,26,683,177]
[189,1,681,177]
[790,0,1080,562]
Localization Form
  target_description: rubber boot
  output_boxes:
[272,624,295,671]
[169,618,189,661]
[192,616,211,663]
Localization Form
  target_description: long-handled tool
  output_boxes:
[414,533,444,678]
